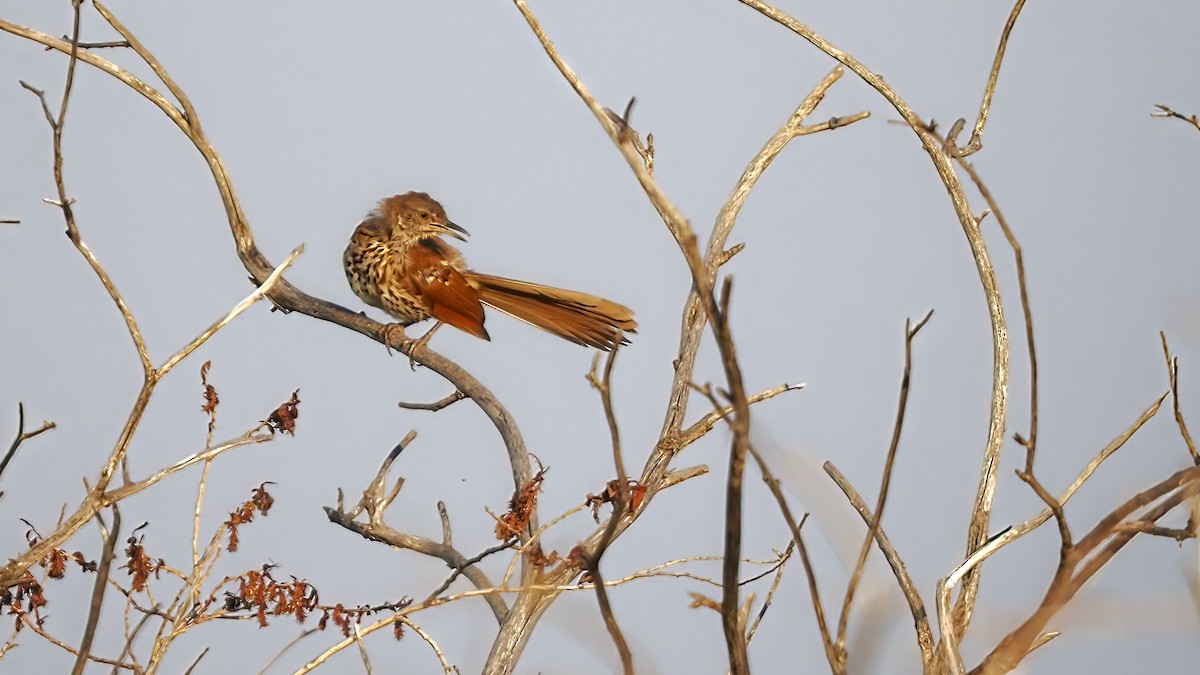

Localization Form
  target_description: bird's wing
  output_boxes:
[406,240,490,341]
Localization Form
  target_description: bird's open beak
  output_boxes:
[431,220,469,241]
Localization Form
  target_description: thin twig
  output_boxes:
[424,540,518,605]
[737,0,1011,639]
[693,380,838,672]
[72,506,121,675]
[158,245,304,376]
[397,390,466,412]
[1161,333,1198,462]
[0,403,56,482]
[584,348,634,674]
[350,622,374,675]
[825,463,935,670]
[676,383,804,450]
[745,542,794,644]
[974,467,1200,674]
[1152,104,1200,133]
[398,616,454,674]
[837,311,933,664]
[953,0,1028,156]
[182,647,209,675]
[256,629,317,675]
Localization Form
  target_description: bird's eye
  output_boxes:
[419,211,429,220]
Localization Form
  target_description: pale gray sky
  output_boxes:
[2,2,1199,673]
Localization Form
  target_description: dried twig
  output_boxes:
[398,616,454,673]
[584,349,634,674]
[1161,333,1198,462]
[397,390,466,412]
[737,1,1012,639]
[951,0,1029,156]
[836,312,934,670]
[324,435,510,623]
[1152,104,1200,133]
[973,466,1200,674]
[744,542,794,645]
[71,506,120,675]
[3,8,299,589]
[825,464,934,670]
[0,403,56,484]
[1,6,538,593]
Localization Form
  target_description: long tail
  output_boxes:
[465,273,637,351]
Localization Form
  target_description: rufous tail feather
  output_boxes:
[465,273,637,351]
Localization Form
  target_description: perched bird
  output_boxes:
[344,192,637,351]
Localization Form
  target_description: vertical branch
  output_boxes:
[714,280,753,675]
[825,464,935,671]
[71,506,120,675]
[942,130,1071,554]
[0,404,56,483]
[19,2,153,377]
[692,380,839,671]
[659,66,864,439]
[836,311,933,658]
[1160,333,1198,462]
[737,1,1010,637]
[585,349,634,674]
[955,0,1029,156]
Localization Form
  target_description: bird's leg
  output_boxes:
[388,319,446,367]
[412,319,451,357]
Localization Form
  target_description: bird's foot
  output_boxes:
[382,323,410,357]
[384,322,443,371]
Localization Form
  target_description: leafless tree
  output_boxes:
[1,2,1196,674]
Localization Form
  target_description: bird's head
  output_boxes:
[379,192,469,243]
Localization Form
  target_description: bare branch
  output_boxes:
[954,0,1029,156]
[71,506,121,675]
[973,467,1200,674]
[744,542,794,645]
[1152,104,1200,133]
[584,348,634,674]
[1,403,57,483]
[737,1,1012,637]
[825,463,934,670]
[1161,333,1198,462]
[837,311,933,668]
[398,616,454,673]
[397,390,466,412]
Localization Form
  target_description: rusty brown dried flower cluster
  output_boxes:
[123,524,161,593]
[3,524,97,631]
[221,565,410,640]
[494,468,547,540]
[585,479,647,522]
[265,389,301,435]
[225,483,275,552]
[200,360,219,434]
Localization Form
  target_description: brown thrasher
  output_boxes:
[343,192,637,351]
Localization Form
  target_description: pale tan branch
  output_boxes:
[399,616,454,674]
[736,0,1010,638]
[825,463,934,671]
[955,0,1028,156]
[1160,333,1198,462]
[837,311,934,673]
[159,245,303,376]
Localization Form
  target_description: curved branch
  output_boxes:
[0,6,537,559]
[736,0,1010,637]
